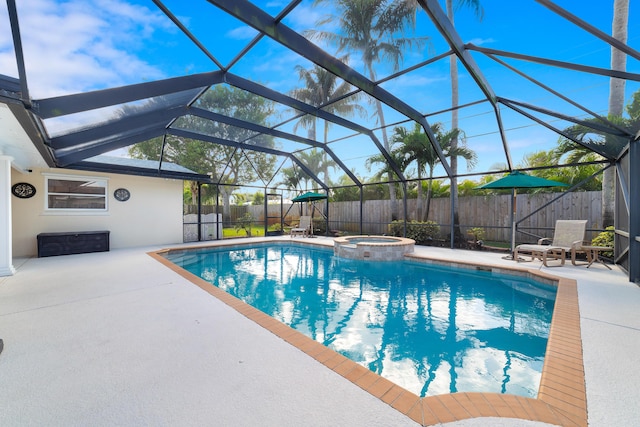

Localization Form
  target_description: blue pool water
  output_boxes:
[163,243,556,398]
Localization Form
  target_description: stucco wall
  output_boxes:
[11,167,184,257]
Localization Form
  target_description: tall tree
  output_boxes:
[522,150,601,191]
[555,114,629,197]
[392,122,476,221]
[365,148,407,201]
[129,85,277,221]
[307,0,426,219]
[297,148,334,189]
[277,166,306,193]
[603,0,629,227]
[289,60,365,184]
[331,174,362,202]
[444,0,484,243]
[555,87,640,197]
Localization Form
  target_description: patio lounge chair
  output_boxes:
[290,216,311,238]
[514,220,587,267]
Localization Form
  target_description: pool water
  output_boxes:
[164,243,556,398]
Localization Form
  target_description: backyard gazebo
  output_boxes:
[0,1,638,283]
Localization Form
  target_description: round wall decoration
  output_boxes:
[11,182,36,199]
[114,188,131,202]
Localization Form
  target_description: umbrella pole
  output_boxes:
[511,219,516,258]
[503,188,518,260]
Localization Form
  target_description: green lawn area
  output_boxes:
[222,227,265,238]
[222,225,288,238]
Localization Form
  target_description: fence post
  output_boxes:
[359,187,363,235]
[197,182,202,241]
[402,181,408,237]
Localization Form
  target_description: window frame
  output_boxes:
[43,173,109,214]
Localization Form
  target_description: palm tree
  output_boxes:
[554,114,628,197]
[551,89,640,196]
[393,122,476,221]
[289,60,365,185]
[278,166,306,193]
[523,149,602,192]
[444,0,484,242]
[391,124,434,221]
[296,148,336,189]
[604,0,629,227]
[365,149,407,197]
[609,0,629,117]
[307,0,426,219]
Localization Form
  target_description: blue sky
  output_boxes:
[1,0,638,184]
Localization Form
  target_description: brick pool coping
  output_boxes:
[149,241,586,427]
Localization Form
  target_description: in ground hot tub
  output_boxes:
[333,235,415,261]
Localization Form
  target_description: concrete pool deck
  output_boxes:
[1,237,638,426]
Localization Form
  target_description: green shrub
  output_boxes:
[271,223,282,232]
[234,213,253,237]
[388,220,440,244]
[313,218,327,235]
[591,226,614,257]
[467,227,485,242]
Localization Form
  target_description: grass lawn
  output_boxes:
[222,226,288,238]
[222,228,265,238]
[481,241,511,252]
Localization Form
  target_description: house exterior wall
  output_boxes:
[11,167,183,257]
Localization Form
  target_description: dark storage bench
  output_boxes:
[37,231,110,257]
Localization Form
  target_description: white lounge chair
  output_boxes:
[290,216,311,238]
[515,220,587,267]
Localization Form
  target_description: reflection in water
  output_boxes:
[166,243,556,398]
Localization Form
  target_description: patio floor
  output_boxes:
[1,237,638,426]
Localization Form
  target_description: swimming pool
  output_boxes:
[162,242,556,399]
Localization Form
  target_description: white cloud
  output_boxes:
[382,73,446,90]
[286,4,326,31]
[0,0,172,98]
[226,26,258,40]
[266,1,287,9]
[466,37,495,46]
[252,49,305,75]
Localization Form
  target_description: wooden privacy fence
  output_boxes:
[429,191,602,243]
[188,191,603,244]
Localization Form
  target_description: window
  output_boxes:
[44,174,108,212]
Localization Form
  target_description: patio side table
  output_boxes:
[581,245,613,270]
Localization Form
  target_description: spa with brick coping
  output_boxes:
[333,235,415,261]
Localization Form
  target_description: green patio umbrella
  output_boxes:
[291,191,327,202]
[476,171,568,259]
[291,191,328,236]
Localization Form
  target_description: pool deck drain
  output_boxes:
[150,242,587,427]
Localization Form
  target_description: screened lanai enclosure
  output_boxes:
[1,0,639,282]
